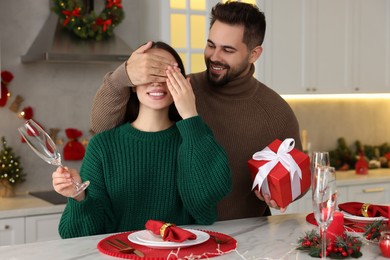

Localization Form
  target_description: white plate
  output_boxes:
[342,211,388,223]
[128,229,210,249]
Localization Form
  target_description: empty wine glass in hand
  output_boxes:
[312,166,337,259]
[18,119,90,198]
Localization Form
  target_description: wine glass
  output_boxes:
[312,166,337,259]
[311,151,330,185]
[311,151,330,172]
[18,119,90,198]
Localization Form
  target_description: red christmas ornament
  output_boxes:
[63,128,85,161]
[0,83,10,107]
[355,152,368,174]
[0,70,14,107]
[19,106,34,120]
[1,70,14,84]
[96,18,112,32]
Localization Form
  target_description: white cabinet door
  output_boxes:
[0,217,24,246]
[350,0,390,93]
[25,214,62,243]
[346,183,390,204]
[259,1,308,94]
[306,0,352,94]
[259,0,390,94]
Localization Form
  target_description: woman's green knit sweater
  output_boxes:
[59,116,232,238]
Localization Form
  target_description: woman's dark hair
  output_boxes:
[126,41,186,123]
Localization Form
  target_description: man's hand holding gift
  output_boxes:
[254,191,287,212]
[248,138,311,211]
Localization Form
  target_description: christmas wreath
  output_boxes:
[51,0,124,40]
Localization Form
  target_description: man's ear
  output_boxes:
[249,46,263,64]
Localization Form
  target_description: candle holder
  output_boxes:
[379,231,390,258]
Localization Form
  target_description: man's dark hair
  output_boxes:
[210,1,266,50]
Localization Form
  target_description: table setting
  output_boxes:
[96,220,237,259]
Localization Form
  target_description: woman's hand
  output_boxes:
[52,167,85,201]
[166,66,198,119]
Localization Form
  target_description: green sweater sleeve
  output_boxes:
[58,138,117,238]
[175,116,232,224]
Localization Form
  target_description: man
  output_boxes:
[90,1,302,220]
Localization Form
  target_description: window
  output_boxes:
[162,0,259,73]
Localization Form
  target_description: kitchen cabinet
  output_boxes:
[0,213,61,246]
[259,0,390,94]
[341,183,390,205]
[0,217,24,246]
[25,213,62,243]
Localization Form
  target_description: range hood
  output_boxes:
[21,12,131,63]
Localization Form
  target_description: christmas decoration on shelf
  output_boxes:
[0,136,26,197]
[1,69,90,154]
[0,70,14,107]
[63,128,86,161]
[297,229,363,258]
[9,95,24,113]
[329,137,390,171]
[52,0,124,40]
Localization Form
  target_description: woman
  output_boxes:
[52,41,232,239]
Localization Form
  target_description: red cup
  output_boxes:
[379,231,390,258]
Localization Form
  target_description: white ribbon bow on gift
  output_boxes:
[251,138,302,202]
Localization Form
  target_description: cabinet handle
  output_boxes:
[1,225,10,230]
[363,187,385,193]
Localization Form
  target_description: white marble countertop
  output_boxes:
[0,193,65,219]
[0,213,387,260]
[1,168,389,220]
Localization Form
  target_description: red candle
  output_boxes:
[380,231,390,258]
[325,212,344,243]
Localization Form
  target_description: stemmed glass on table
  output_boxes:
[311,151,330,174]
[18,119,90,198]
[312,165,337,259]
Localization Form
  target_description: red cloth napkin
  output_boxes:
[339,202,390,218]
[145,220,197,242]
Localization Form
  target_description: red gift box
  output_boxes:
[248,138,310,208]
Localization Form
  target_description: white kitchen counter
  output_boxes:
[0,168,389,220]
[0,193,65,219]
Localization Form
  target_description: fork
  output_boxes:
[209,234,231,244]
[105,239,144,257]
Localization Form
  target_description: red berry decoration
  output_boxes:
[297,229,363,258]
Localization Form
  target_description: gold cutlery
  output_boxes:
[105,239,144,257]
[209,234,231,244]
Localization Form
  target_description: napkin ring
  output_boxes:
[361,203,370,217]
[160,222,175,237]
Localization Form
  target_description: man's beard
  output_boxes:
[205,60,230,87]
[205,59,249,87]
